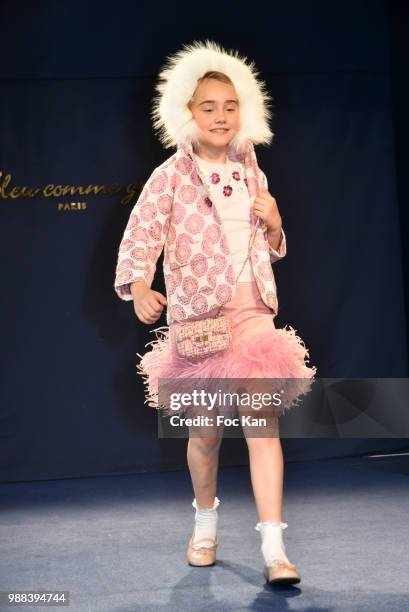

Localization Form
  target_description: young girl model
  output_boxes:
[114,40,316,586]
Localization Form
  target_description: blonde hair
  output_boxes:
[187,71,236,110]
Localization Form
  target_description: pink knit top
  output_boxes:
[194,154,256,283]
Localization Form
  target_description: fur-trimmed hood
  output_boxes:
[151,39,274,155]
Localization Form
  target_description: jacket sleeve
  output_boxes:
[259,169,287,264]
[114,166,173,301]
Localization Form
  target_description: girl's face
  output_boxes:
[188,78,240,153]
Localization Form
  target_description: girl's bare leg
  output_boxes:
[187,433,223,509]
[244,419,284,522]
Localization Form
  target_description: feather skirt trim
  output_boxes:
[136,324,317,417]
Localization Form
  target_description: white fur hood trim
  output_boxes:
[151,39,274,155]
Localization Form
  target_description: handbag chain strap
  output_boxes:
[212,219,259,317]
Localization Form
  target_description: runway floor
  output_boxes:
[1,454,408,611]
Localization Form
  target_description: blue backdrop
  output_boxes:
[0,0,407,482]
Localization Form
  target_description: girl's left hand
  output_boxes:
[253,188,282,232]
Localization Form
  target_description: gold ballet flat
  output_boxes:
[187,532,219,567]
[263,559,301,585]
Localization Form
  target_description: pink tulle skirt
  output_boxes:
[136,281,317,416]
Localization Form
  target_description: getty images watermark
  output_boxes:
[155,377,409,438]
[155,377,303,437]
[166,388,283,427]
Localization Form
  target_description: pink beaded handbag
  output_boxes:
[174,221,259,360]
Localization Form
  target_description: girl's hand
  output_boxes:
[131,282,167,324]
[253,188,282,232]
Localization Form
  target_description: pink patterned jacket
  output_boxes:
[114,138,287,325]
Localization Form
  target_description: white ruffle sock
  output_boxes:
[255,521,290,565]
[191,496,220,548]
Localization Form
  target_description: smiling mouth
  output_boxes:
[211,128,229,133]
